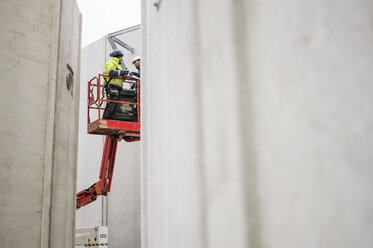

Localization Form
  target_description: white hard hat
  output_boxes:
[132,56,141,63]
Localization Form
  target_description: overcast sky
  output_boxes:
[76,0,141,47]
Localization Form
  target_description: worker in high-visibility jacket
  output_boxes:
[102,49,129,119]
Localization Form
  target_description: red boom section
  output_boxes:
[76,136,118,209]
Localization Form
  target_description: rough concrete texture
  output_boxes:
[0,0,81,248]
[76,26,141,248]
[142,0,373,248]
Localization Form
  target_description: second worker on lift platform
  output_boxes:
[102,49,129,120]
[130,56,141,78]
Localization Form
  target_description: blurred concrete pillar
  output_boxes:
[0,0,81,247]
[142,0,373,247]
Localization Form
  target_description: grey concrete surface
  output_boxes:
[0,0,81,247]
[76,26,141,248]
[141,0,373,248]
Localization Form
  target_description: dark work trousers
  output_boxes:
[102,85,122,119]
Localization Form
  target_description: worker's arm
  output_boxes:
[129,71,140,78]
[109,69,128,77]
[104,61,128,77]
[109,70,128,77]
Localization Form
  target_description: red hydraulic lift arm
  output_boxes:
[76,136,118,209]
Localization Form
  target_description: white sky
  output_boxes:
[76,0,141,47]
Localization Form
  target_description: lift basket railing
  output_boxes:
[87,74,140,125]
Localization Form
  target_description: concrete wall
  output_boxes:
[76,26,141,248]
[142,0,373,248]
[0,0,81,248]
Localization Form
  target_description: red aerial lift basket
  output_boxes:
[87,74,140,141]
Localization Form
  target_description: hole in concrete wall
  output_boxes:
[66,63,74,96]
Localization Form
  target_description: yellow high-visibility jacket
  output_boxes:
[103,57,123,88]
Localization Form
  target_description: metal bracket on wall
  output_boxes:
[106,25,140,54]
[154,0,162,11]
